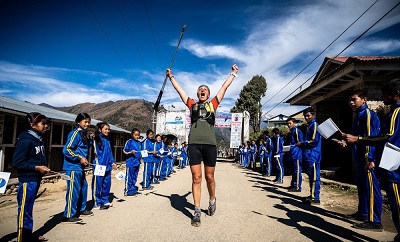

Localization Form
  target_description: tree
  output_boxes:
[230,75,267,133]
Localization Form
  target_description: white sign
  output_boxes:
[380,142,400,171]
[283,146,290,152]
[115,171,126,180]
[230,113,243,148]
[141,150,148,158]
[0,172,11,194]
[94,165,106,176]
[317,118,341,139]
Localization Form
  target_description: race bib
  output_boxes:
[141,150,148,157]
[159,148,165,154]
[94,165,106,176]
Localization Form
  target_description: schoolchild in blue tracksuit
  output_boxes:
[258,140,266,171]
[272,128,284,183]
[172,143,179,173]
[166,143,174,176]
[246,141,251,168]
[250,140,257,169]
[179,143,188,169]
[339,90,382,226]
[297,107,322,204]
[12,113,50,242]
[238,144,245,166]
[264,131,273,176]
[286,118,304,192]
[158,135,169,181]
[345,80,400,234]
[62,113,94,223]
[142,129,157,190]
[92,122,116,210]
[123,128,142,196]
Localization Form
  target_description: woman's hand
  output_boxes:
[166,68,173,78]
[232,64,239,74]
[112,163,118,170]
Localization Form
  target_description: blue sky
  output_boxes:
[1,0,400,119]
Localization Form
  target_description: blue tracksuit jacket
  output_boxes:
[300,119,322,163]
[359,102,400,183]
[123,138,142,167]
[141,138,156,163]
[352,105,380,166]
[288,126,303,160]
[63,127,91,171]
[264,136,273,158]
[93,134,115,171]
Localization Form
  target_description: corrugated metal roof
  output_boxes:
[0,95,130,133]
[329,56,400,63]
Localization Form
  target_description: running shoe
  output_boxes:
[61,217,82,223]
[208,198,217,216]
[191,211,201,227]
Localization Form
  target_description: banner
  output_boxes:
[165,112,185,125]
[215,112,232,128]
[230,113,243,148]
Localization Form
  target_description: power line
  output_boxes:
[114,0,156,90]
[261,0,379,109]
[262,0,400,117]
[143,0,174,108]
[83,0,148,99]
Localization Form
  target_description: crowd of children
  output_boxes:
[236,78,400,240]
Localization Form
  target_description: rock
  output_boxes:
[12,188,18,193]
[10,185,16,190]
[5,189,12,195]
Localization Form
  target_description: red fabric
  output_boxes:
[186,97,219,110]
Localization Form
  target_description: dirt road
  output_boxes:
[0,162,396,241]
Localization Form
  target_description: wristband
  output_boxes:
[169,75,175,79]
[230,72,237,77]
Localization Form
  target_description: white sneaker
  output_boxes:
[104,202,113,207]
[92,206,100,210]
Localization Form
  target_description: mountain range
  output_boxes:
[42,99,231,149]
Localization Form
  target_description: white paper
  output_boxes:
[172,152,177,156]
[0,172,11,194]
[115,171,126,180]
[94,165,106,176]
[159,148,165,154]
[379,142,400,171]
[283,146,290,152]
[141,150,148,158]
[317,118,340,139]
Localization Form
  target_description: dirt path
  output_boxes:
[0,162,396,242]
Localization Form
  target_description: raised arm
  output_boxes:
[216,64,239,103]
[166,69,189,105]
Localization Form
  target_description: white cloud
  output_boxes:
[179,0,400,117]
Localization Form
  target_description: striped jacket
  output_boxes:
[300,119,322,163]
[359,102,400,182]
[288,126,303,160]
[352,104,380,166]
[63,127,91,171]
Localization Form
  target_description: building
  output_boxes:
[286,56,400,179]
[0,95,130,177]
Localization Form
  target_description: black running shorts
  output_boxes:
[187,144,217,167]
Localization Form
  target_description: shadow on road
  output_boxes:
[0,212,64,242]
[243,168,379,242]
[151,191,195,219]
